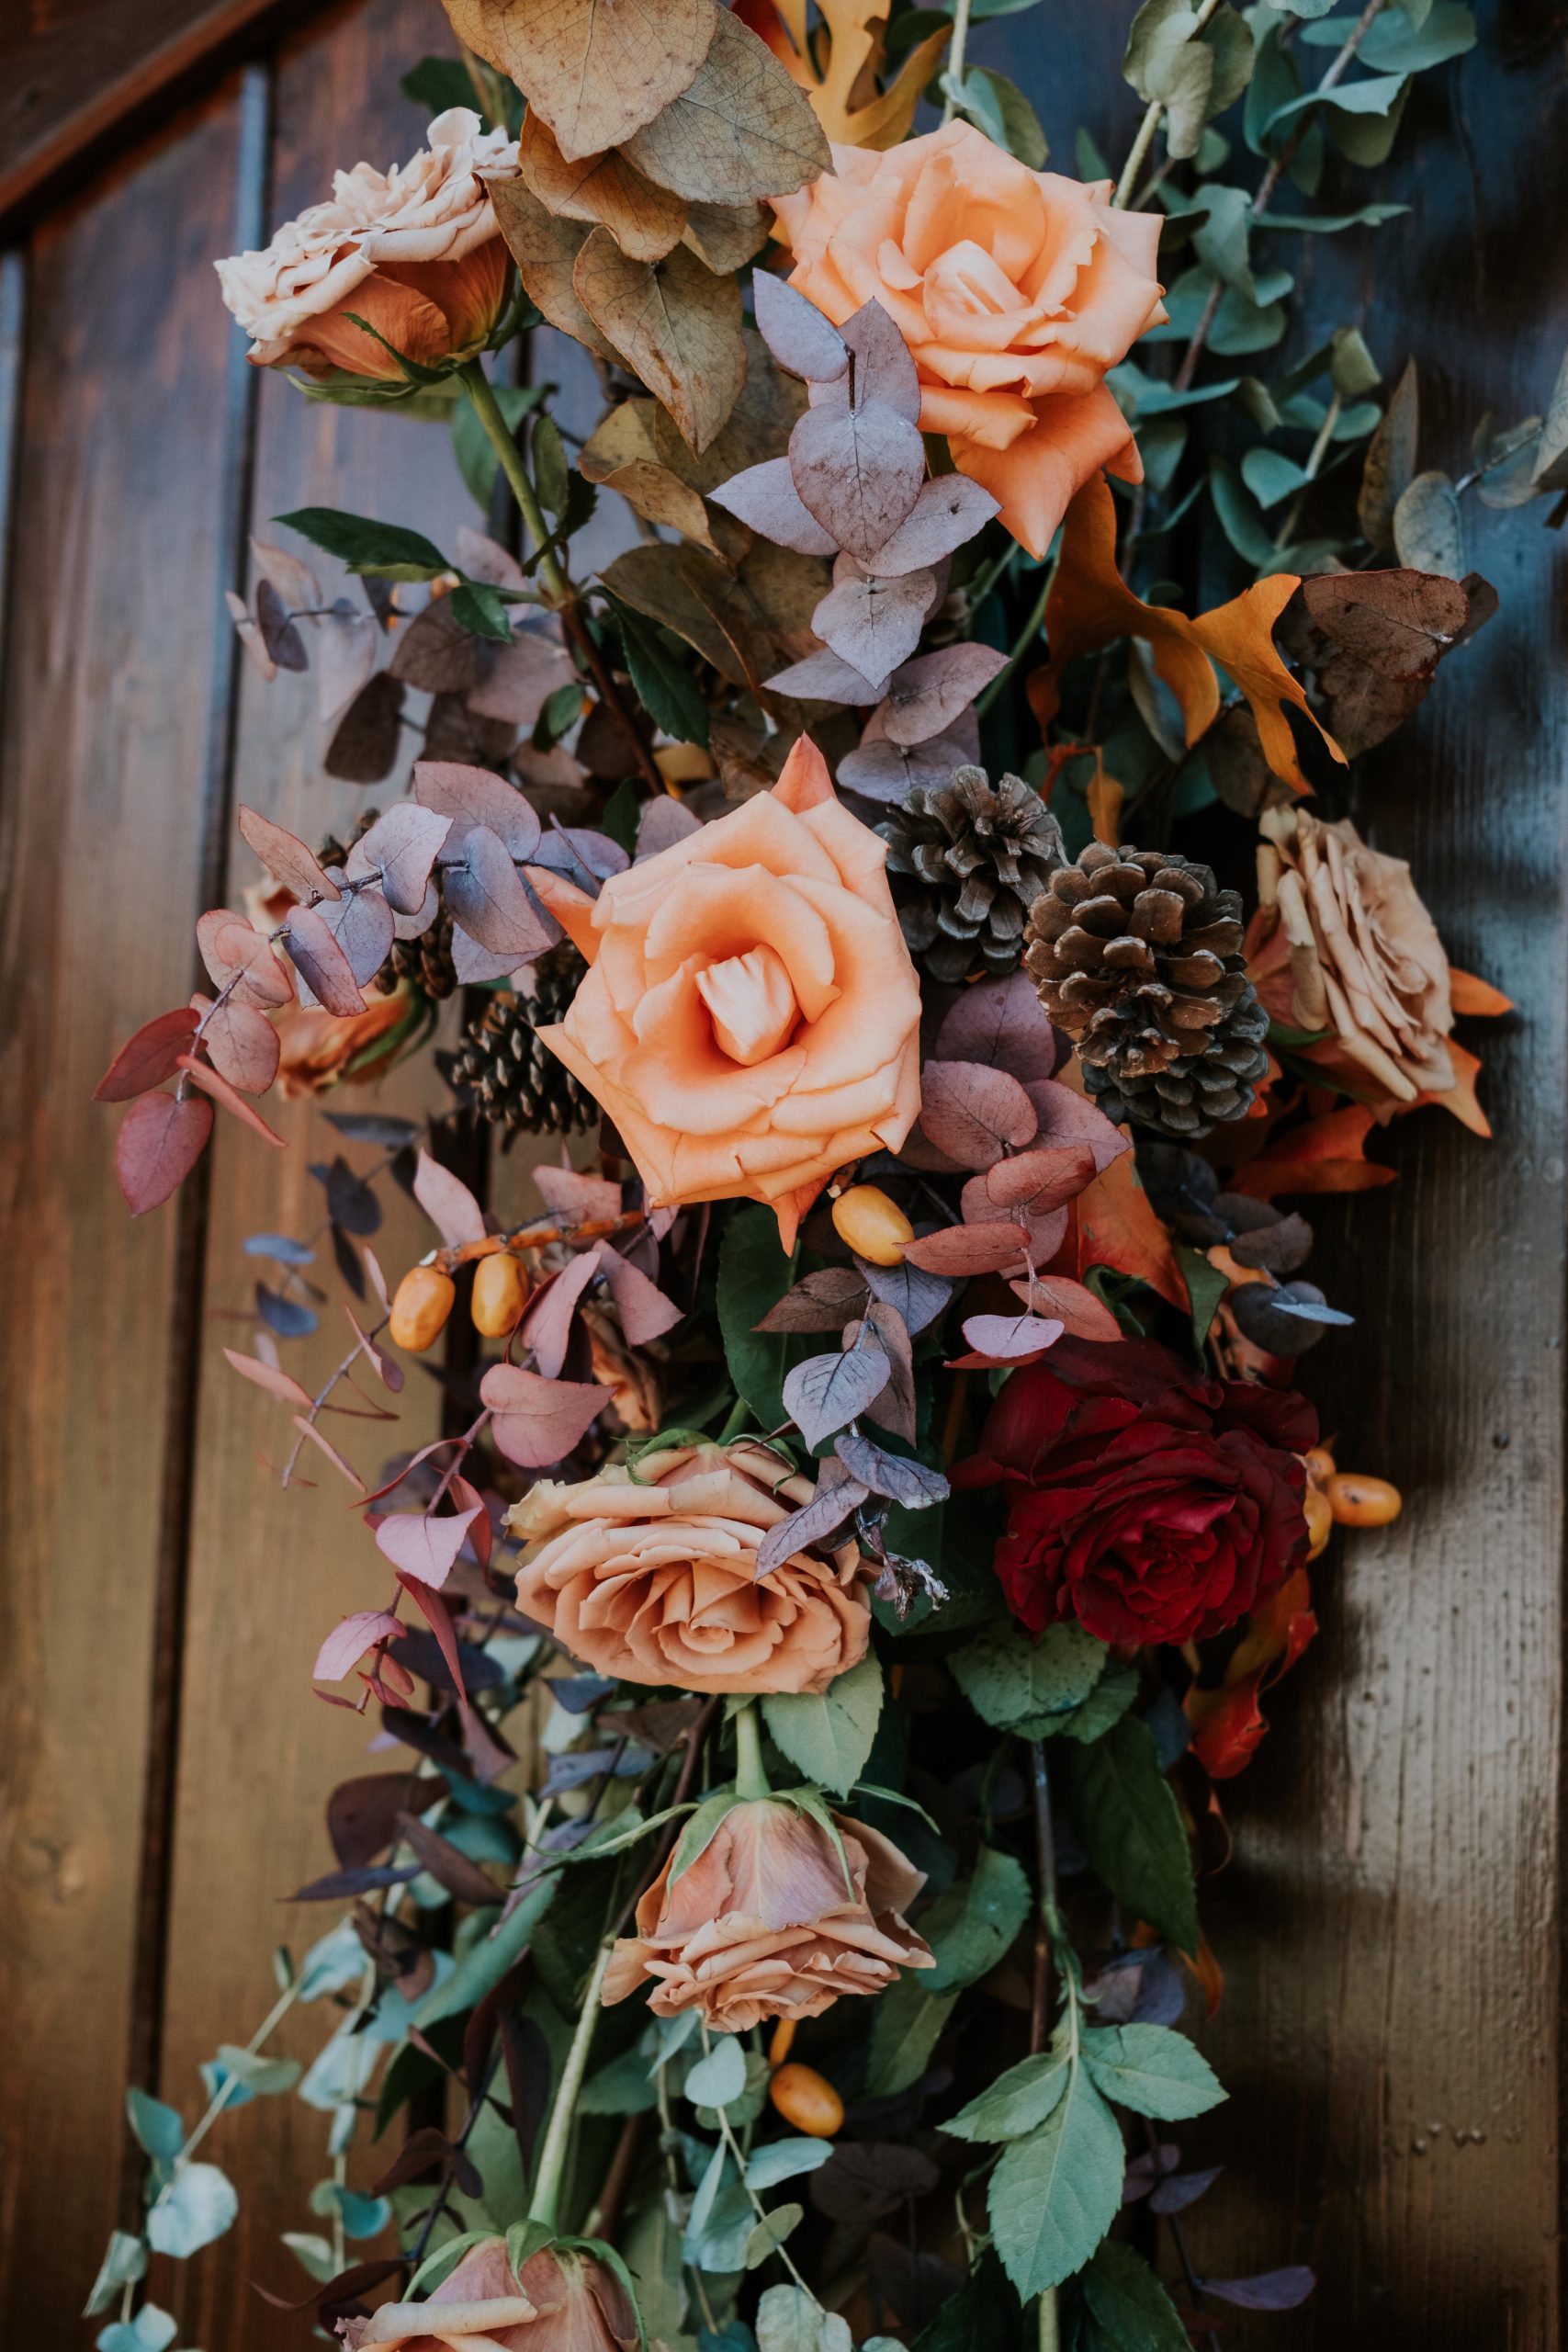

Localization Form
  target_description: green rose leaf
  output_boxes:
[1066,1716,1199,1957]
[942,2044,1070,2144]
[1081,2022,1226,2120]
[952,1619,1107,1736]
[763,1653,885,1796]
[988,2065,1123,2297]
[919,1846,1032,1994]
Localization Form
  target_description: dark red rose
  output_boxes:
[953,1338,1316,1645]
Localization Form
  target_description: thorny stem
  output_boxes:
[527,1939,615,2230]
[941,0,974,119]
[1111,0,1228,209]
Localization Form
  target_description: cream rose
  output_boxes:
[771,119,1166,558]
[529,735,922,1249]
[509,1441,870,1696]
[215,107,517,379]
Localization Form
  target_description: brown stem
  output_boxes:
[587,2110,645,2243]
[430,1206,647,1276]
[1141,2115,1221,2339]
[561,604,669,798]
[1028,1740,1055,2053]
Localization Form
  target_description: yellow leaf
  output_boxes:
[742,0,950,149]
[1085,751,1124,848]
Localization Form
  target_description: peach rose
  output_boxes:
[529,736,921,1249]
[603,1795,935,2030]
[771,121,1166,558]
[275,986,413,1096]
[217,107,517,379]
[344,2240,635,2352]
[509,1441,870,1695]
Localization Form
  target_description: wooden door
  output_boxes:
[0,3,1561,2345]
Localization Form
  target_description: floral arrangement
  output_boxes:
[88,3,1561,2348]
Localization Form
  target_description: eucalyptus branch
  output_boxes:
[1112,0,1228,209]
[941,0,976,119]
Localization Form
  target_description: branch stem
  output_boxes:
[941,0,975,118]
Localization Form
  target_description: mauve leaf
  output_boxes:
[394,1813,502,1907]
[452,924,530,986]
[1148,2165,1223,2214]
[413,1149,486,1249]
[860,1257,953,1336]
[852,1298,917,1444]
[531,822,630,883]
[389,599,489,695]
[521,1247,604,1380]
[935,970,1058,1081]
[813,567,934,679]
[200,999,281,1096]
[345,1306,401,1391]
[574,229,746,456]
[756,1266,871,1334]
[755,1457,867,1577]
[176,1055,284,1148]
[480,1363,606,1468]
[919,1060,1038,1169]
[223,1347,313,1408]
[324,671,405,785]
[1202,2270,1315,2312]
[765,646,886,704]
[753,271,848,383]
[414,760,543,862]
[197,910,295,1009]
[315,1609,401,1682]
[599,1242,682,1342]
[534,1164,621,1222]
[973,1145,1099,1217]
[712,456,838,555]
[637,796,704,858]
[346,805,454,916]
[956,1312,1065,1366]
[237,807,341,902]
[284,904,366,1016]
[96,1007,200,1102]
[1007,1273,1124,1342]
[373,1506,484,1589]
[443,825,555,959]
[838,733,964,803]
[1025,1079,1130,1174]
[315,877,395,988]
[115,1091,213,1213]
[902,1222,1025,1277]
[884,644,1009,745]
[788,400,925,568]
[808,297,923,428]
[782,1343,890,1448]
[868,474,999,574]
[292,1415,366,1491]
[251,537,320,612]
[468,625,576,728]
[835,1430,948,1510]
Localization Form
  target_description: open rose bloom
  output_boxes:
[216,107,517,379]
[344,2239,635,2352]
[604,1796,934,2030]
[532,736,922,1246]
[510,1441,870,1695]
[772,120,1165,556]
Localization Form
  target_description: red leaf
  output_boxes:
[1024,1079,1130,1173]
[223,1346,313,1408]
[919,1060,1037,1169]
[291,1415,367,1490]
[414,1148,487,1248]
[902,1222,1024,1277]
[970,1144,1098,1217]
[95,1007,200,1102]
[346,1307,403,1392]
[447,1475,493,1568]
[115,1091,213,1213]
[196,910,295,1009]
[480,1363,605,1468]
[198,998,280,1096]
[285,903,366,1016]
[176,1055,285,1148]
[372,1505,483,1589]
[395,1575,468,1706]
[315,1608,401,1682]
[238,805,341,902]
[1006,1274,1124,1342]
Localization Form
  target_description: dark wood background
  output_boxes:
[0,2,1561,2345]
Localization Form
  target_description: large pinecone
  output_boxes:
[447,953,596,1142]
[317,811,460,1001]
[880,765,1065,984]
[1024,842,1269,1136]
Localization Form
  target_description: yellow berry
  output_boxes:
[389,1264,455,1352]
[1325,1472,1403,1528]
[1303,1445,1337,1489]
[472,1251,529,1338]
[1303,1486,1334,1559]
[768,2018,797,2067]
[768,2062,843,2139]
[831,1183,913,1267]
[654,742,714,786]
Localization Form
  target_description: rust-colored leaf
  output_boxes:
[742,0,950,148]
[491,179,619,363]
[115,1090,213,1214]
[199,998,281,1096]
[96,1007,200,1102]
[176,1054,286,1148]
[1228,1104,1398,1199]
[1047,1143,1187,1309]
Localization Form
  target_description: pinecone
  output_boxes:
[316,811,459,1001]
[1024,842,1269,1137]
[447,953,596,1141]
[880,765,1065,983]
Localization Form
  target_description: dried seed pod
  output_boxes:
[1325,1472,1402,1528]
[389,1265,455,1352]
[472,1252,529,1338]
[769,2062,843,2139]
[831,1184,912,1266]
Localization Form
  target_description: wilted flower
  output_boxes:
[509,1441,871,1695]
[603,1796,935,2030]
[275,987,412,1097]
[344,2239,636,2352]
[217,107,517,381]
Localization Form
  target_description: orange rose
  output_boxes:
[509,1441,870,1695]
[216,108,517,380]
[274,986,412,1096]
[771,121,1166,558]
[603,1795,935,2030]
[530,736,921,1248]
[347,2240,635,2352]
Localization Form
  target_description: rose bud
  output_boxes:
[344,2238,636,2351]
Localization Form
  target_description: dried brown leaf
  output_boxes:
[1357,356,1418,551]
[325,670,405,785]
[518,108,687,262]
[445,0,716,159]
[389,599,490,695]
[620,8,829,202]
[491,179,619,362]
[682,198,772,274]
[573,229,746,454]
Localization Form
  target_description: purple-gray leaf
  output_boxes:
[868,474,1000,574]
[755,1266,872,1333]
[442,825,555,958]
[811,298,922,425]
[788,399,926,568]
[885,643,1010,745]
[859,1256,954,1336]
[346,803,454,916]
[414,759,543,862]
[839,732,964,804]
[1201,2270,1315,2312]
[317,876,395,986]
[766,646,887,705]
[753,271,849,384]
[285,903,366,1016]
[835,1431,949,1510]
[637,797,705,859]
[711,456,839,556]
[782,1343,890,1448]
[812,567,935,681]
[755,1457,867,1577]
[935,968,1060,1080]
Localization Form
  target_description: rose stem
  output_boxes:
[733,1701,772,1802]
[1029,1739,1060,2351]
[457,356,667,797]
[940,0,974,119]
[526,1937,615,2232]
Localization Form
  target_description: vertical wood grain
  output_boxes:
[0,85,245,2344]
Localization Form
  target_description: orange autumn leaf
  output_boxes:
[1449,965,1513,1017]
[1027,473,1347,797]
[1188,1566,1317,1781]
[1229,1102,1397,1199]
[740,0,948,148]
[1085,749,1124,847]
[1048,1145,1188,1309]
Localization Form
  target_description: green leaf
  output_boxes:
[747,2136,837,2190]
[1078,2238,1191,2350]
[745,2201,805,2268]
[1066,1716,1198,1957]
[763,1654,884,1797]
[866,1978,959,2098]
[451,380,543,508]
[601,776,641,858]
[214,2043,300,2097]
[1208,454,1277,565]
[1055,1657,1139,1744]
[1254,202,1409,231]
[716,1203,803,1430]
[84,2231,148,2317]
[125,2087,184,2165]
[942,2045,1069,2143]
[532,414,570,517]
[449,581,515,642]
[910,2256,1017,2351]
[1301,0,1474,71]
[96,2308,178,2352]
[668,1787,743,1883]
[1174,1242,1230,1356]
[503,2220,557,2280]
[274,506,449,581]
[757,2284,849,2352]
[920,1847,1032,1994]
[415,1872,553,2026]
[1081,2023,1226,2120]
[613,599,711,747]
[1262,70,1408,134]
[147,2161,239,2258]
[536,679,588,748]
[1238,446,1310,512]
[952,1618,1106,1737]
[1329,325,1382,399]
[957,68,1048,167]
[684,2033,748,2109]
[281,2232,338,2284]
[988,2066,1123,2297]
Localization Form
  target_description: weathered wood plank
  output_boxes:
[0,83,247,2345]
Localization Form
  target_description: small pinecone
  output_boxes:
[880,765,1065,983]
[315,810,459,1001]
[449,953,596,1140]
[1024,842,1269,1137]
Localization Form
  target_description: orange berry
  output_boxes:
[768,2018,797,2067]
[1325,1472,1402,1528]
[831,1184,913,1266]
[472,1251,529,1338]
[389,1264,455,1352]
[1303,1446,1337,1489]
[768,2062,843,2139]
[1303,1486,1334,1558]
